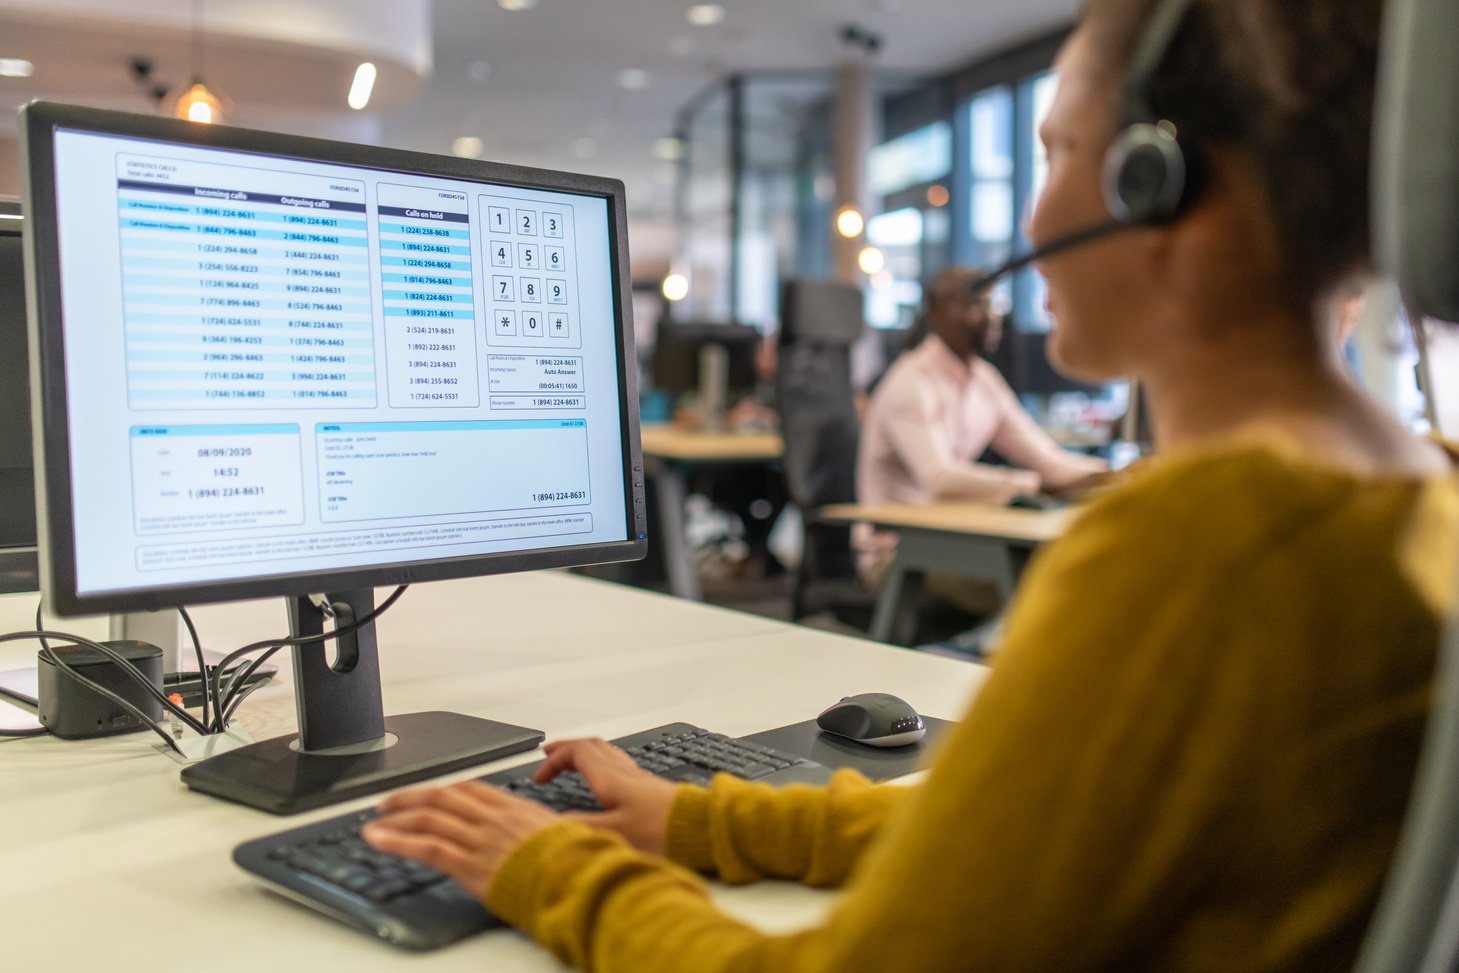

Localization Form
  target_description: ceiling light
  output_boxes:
[176,81,223,124]
[498,0,537,10]
[685,4,724,26]
[652,137,684,162]
[857,246,885,275]
[175,0,226,124]
[347,62,376,110]
[617,68,649,91]
[835,206,864,238]
[452,136,484,159]
[661,273,689,302]
[0,58,34,78]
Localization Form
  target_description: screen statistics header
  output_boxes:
[23,103,644,613]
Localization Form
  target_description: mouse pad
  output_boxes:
[739,716,956,782]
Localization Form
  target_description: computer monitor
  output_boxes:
[1003,329,1101,396]
[0,200,38,596]
[21,101,646,813]
[649,321,759,395]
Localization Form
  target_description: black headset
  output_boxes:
[963,0,1206,294]
[1101,0,1202,225]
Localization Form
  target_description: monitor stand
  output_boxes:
[180,589,543,815]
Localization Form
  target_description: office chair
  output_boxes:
[1351,0,1459,968]
[1353,563,1459,973]
[775,279,876,626]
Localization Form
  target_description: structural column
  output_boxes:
[832,59,878,284]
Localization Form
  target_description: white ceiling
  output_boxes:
[0,0,1079,274]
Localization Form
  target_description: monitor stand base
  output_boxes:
[180,711,543,814]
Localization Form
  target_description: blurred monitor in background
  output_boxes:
[648,321,760,397]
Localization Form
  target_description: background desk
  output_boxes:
[821,501,1075,644]
[0,572,982,970]
[639,424,784,600]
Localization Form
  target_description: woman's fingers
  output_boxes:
[378,780,499,826]
[364,821,476,878]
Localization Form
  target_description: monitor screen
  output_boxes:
[24,104,645,616]
[650,321,759,395]
[22,102,647,812]
[0,203,38,595]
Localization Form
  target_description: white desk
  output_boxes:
[820,501,1076,644]
[0,572,983,969]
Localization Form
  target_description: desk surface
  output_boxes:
[820,500,1076,545]
[639,423,783,462]
[0,572,982,969]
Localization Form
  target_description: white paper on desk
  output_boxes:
[0,694,42,732]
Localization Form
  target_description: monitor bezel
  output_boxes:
[0,201,39,597]
[21,101,646,617]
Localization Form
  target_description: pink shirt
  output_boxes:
[854,335,1107,565]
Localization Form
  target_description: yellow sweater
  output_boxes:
[488,438,1459,972]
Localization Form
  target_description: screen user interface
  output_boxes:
[48,129,629,597]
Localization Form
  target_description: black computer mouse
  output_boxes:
[815,692,926,747]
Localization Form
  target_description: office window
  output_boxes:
[1015,70,1059,332]
[868,121,952,198]
[683,87,733,323]
[963,85,1015,313]
[865,207,925,328]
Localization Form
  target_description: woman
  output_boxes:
[364,0,1459,968]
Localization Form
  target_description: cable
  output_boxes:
[33,604,50,654]
[0,727,49,738]
[208,585,410,732]
[212,585,408,730]
[33,607,207,737]
[177,605,210,729]
[37,630,206,734]
[962,218,1129,296]
[0,629,185,755]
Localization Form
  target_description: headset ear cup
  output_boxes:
[1103,122,1189,225]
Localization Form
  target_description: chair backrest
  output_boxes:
[779,277,864,347]
[1352,569,1459,973]
[1371,0,1459,324]
[1353,0,1459,968]
[774,339,860,581]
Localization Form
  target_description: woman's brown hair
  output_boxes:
[1080,0,1385,312]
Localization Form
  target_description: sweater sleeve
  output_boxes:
[485,446,1456,973]
[483,464,1293,973]
[983,367,1108,490]
[662,769,907,885]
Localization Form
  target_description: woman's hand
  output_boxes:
[363,781,559,900]
[536,737,679,855]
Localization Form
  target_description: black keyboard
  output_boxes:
[233,723,831,950]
